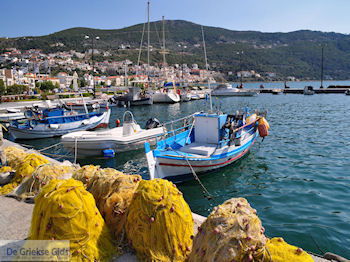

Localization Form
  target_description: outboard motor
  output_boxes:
[145,118,161,130]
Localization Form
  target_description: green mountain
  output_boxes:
[1,20,350,79]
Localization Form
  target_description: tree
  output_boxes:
[6,84,28,95]
[36,81,57,92]
[79,78,87,87]
[0,79,5,95]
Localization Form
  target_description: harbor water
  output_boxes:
[10,80,350,258]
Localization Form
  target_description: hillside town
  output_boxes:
[0,48,222,96]
[0,47,291,99]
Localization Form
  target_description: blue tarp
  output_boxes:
[164,82,180,87]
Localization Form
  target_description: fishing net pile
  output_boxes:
[266,237,314,262]
[14,162,77,200]
[72,165,102,187]
[28,178,115,261]
[3,146,28,169]
[125,179,194,262]
[188,197,313,262]
[188,197,268,262]
[87,168,141,242]
[0,152,49,195]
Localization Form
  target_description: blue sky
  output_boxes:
[1,0,349,37]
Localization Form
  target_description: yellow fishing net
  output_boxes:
[0,153,49,195]
[266,237,313,262]
[87,168,141,242]
[28,178,115,262]
[72,165,101,187]
[126,179,194,262]
[0,166,14,173]
[189,198,314,262]
[188,198,268,262]
[3,146,28,169]
[17,163,77,199]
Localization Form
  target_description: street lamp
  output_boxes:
[85,35,100,97]
[320,44,325,88]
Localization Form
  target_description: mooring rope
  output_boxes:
[38,142,62,152]
[184,156,213,200]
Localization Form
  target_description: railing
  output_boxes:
[154,113,196,145]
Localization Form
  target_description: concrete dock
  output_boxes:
[253,87,350,94]
[0,140,346,262]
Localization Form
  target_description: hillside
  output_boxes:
[1,20,350,79]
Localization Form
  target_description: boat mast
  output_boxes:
[124,60,128,87]
[147,1,150,89]
[201,25,213,112]
[162,16,166,66]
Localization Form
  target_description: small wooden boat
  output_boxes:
[9,108,111,140]
[61,111,165,157]
[145,111,268,182]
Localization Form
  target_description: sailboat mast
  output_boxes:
[146,1,151,90]
[147,1,150,71]
[201,25,213,112]
[162,16,166,66]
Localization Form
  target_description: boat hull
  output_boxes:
[149,131,258,182]
[9,110,110,140]
[153,92,180,103]
[61,127,164,156]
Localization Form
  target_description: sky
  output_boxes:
[1,0,350,37]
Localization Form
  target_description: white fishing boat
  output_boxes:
[303,86,315,95]
[9,108,111,140]
[0,109,24,122]
[61,111,165,157]
[212,83,258,96]
[181,93,192,102]
[152,89,180,103]
[109,87,153,106]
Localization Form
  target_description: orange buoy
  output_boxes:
[258,117,269,137]
[115,119,121,127]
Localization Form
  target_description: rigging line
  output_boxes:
[153,22,163,49]
[137,21,146,66]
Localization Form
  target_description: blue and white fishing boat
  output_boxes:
[144,25,269,182]
[145,111,268,182]
[9,107,111,140]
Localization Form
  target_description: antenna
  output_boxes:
[201,25,213,112]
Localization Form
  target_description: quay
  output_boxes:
[255,88,350,94]
[0,139,347,262]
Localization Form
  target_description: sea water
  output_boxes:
[16,80,350,258]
